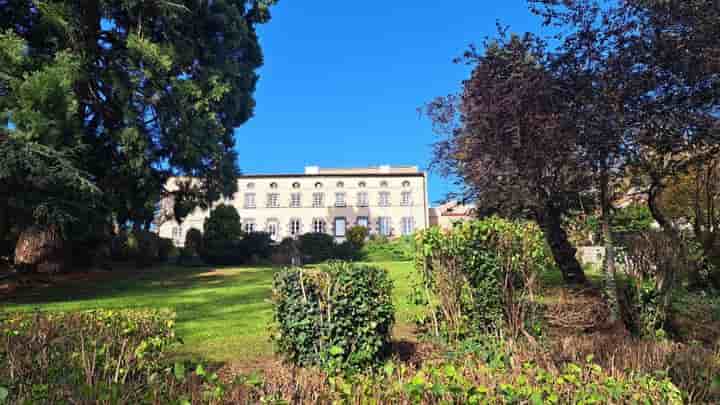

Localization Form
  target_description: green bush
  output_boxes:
[0,309,179,404]
[239,231,273,262]
[110,231,130,260]
[346,225,369,247]
[298,232,335,263]
[157,237,175,262]
[271,237,301,265]
[127,230,160,268]
[184,228,203,254]
[272,262,395,370]
[415,217,552,340]
[612,203,655,234]
[203,204,242,243]
[198,205,244,265]
[200,239,245,265]
[333,240,362,261]
[363,235,415,262]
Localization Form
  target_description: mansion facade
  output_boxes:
[158,165,429,246]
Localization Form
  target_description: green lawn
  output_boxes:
[1,261,420,363]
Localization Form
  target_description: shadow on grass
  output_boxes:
[0,264,278,307]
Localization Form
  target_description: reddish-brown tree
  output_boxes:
[425,32,590,284]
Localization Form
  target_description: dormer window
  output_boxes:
[270,182,278,189]
[358,181,366,188]
[292,182,301,189]
[336,181,344,188]
[247,182,255,189]
[380,180,389,188]
[402,180,411,188]
[315,182,323,189]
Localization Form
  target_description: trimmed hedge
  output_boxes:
[272,262,395,370]
[297,232,335,263]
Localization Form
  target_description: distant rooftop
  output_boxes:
[235,165,423,178]
[304,165,419,175]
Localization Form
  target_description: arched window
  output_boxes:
[266,219,280,241]
[289,218,301,236]
[292,182,301,189]
[402,180,411,188]
[336,181,344,188]
[312,218,326,233]
[315,182,323,189]
[270,182,278,189]
[247,182,255,189]
[380,180,389,188]
[358,181,366,188]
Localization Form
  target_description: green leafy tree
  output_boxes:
[1,0,275,242]
[531,0,720,328]
[346,225,369,248]
[202,204,242,243]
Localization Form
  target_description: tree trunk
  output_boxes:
[537,208,586,284]
[599,165,622,324]
[648,180,682,315]
[0,198,8,241]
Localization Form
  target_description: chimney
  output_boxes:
[379,165,391,173]
[305,166,319,175]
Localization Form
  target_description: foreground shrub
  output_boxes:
[0,309,179,403]
[272,262,395,370]
[617,230,692,336]
[153,346,684,404]
[415,217,552,340]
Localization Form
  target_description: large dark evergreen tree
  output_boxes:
[1,0,274,242]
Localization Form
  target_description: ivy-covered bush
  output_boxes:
[415,217,553,340]
[297,232,335,263]
[272,262,395,370]
[0,309,179,404]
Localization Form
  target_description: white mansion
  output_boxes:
[158,165,429,246]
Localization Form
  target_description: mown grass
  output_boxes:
[1,261,420,363]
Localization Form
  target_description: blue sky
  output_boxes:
[234,1,550,204]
